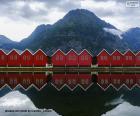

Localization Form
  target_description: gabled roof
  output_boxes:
[0,49,7,54]
[66,49,78,55]
[7,49,22,55]
[51,49,66,56]
[111,49,123,56]
[135,51,140,56]
[78,49,93,56]
[33,49,47,56]
[123,49,135,56]
[21,49,34,55]
[97,49,110,56]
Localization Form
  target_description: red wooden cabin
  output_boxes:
[0,49,7,66]
[110,50,123,66]
[135,51,140,66]
[21,49,33,67]
[66,49,78,66]
[33,49,47,66]
[52,49,66,66]
[97,49,110,66]
[123,50,135,66]
[7,49,20,66]
[78,49,92,66]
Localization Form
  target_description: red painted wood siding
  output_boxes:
[135,52,140,66]
[21,50,33,66]
[66,50,78,66]
[7,50,20,66]
[111,51,123,66]
[123,51,135,66]
[52,50,66,66]
[78,50,92,66]
[34,50,47,66]
[0,50,7,66]
[97,50,110,66]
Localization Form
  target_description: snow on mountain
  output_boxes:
[0,91,61,116]
[102,102,140,116]
[103,28,123,39]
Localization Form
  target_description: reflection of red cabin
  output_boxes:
[33,49,47,66]
[123,50,135,66]
[51,73,66,90]
[7,49,20,66]
[0,49,7,66]
[110,74,124,89]
[97,73,111,90]
[97,49,110,66]
[52,49,66,66]
[135,51,140,66]
[78,50,92,66]
[66,50,78,66]
[21,49,33,67]
[66,73,79,90]
[123,74,136,89]
[111,50,123,66]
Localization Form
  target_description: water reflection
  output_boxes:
[0,72,139,91]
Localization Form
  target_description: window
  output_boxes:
[1,55,4,60]
[69,55,76,60]
[101,56,107,60]
[126,56,132,60]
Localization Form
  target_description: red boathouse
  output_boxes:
[33,49,47,66]
[78,49,92,66]
[135,51,140,66]
[123,50,135,66]
[52,49,66,66]
[97,49,110,66]
[66,49,78,66]
[110,50,123,66]
[21,49,33,67]
[7,49,21,66]
[0,49,7,66]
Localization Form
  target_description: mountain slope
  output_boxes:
[122,27,140,51]
[20,9,128,55]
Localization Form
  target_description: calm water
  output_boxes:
[0,72,140,116]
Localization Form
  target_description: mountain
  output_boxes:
[20,9,128,55]
[122,27,140,51]
[0,35,15,45]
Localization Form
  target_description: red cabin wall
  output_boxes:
[123,51,135,66]
[0,50,7,66]
[111,51,123,66]
[52,50,66,66]
[97,51,110,66]
[7,50,20,66]
[33,50,47,66]
[135,53,140,66]
[66,50,78,66]
[21,50,33,66]
[78,51,92,66]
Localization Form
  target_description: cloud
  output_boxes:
[0,0,81,22]
[102,102,140,116]
[0,91,61,116]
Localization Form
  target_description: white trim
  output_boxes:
[135,51,140,56]
[33,49,47,56]
[65,49,78,55]
[0,49,7,54]
[123,49,136,56]
[110,49,123,56]
[51,49,66,56]
[21,49,33,55]
[7,49,21,55]
[97,49,110,56]
[78,49,93,56]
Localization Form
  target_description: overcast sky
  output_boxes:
[0,0,140,42]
